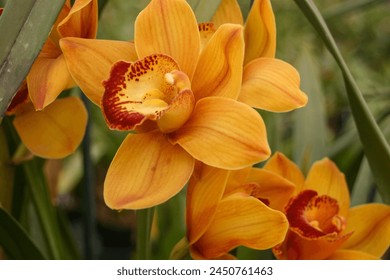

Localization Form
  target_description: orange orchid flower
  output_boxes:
[27,0,97,110]
[256,152,390,260]
[211,0,308,112]
[61,0,272,210]
[6,82,87,159]
[184,163,290,259]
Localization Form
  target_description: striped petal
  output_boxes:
[60,38,137,105]
[211,0,243,27]
[170,97,270,169]
[195,194,288,259]
[244,0,276,64]
[186,163,229,244]
[341,203,390,258]
[13,96,87,159]
[192,24,244,101]
[135,0,200,78]
[239,58,308,112]
[104,131,195,210]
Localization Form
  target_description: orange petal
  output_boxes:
[341,203,390,258]
[102,55,184,131]
[264,152,305,190]
[273,228,352,260]
[195,194,288,259]
[198,22,216,50]
[57,0,98,39]
[13,96,87,159]
[192,24,244,101]
[135,0,200,79]
[245,168,296,211]
[239,58,308,112]
[60,37,137,105]
[170,97,270,169]
[103,131,194,210]
[186,163,229,244]
[244,0,276,64]
[327,249,379,260]
[304,158,350,217]
[27,55,74,110]
[211,0,243,27]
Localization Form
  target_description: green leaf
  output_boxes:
[294,0,390,204]
[293,46,328,173]
[187,0,222,22]
[0,207,46,259]
[0,125,14,211]
[0,0,65,118]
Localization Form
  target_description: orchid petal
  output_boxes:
[341,204,390,258]
[244,0,276,64]
[327,249,379,260]
[103,131,194,210]
[264,152,305,190]
[187,163,229,244]
[57,0,98,39]
[13,96,87,159]
[27,55,74,110]
[192,24,244,101]
[196,194,288,259]
[239,58,308,112]
[135,0,200,78]
[170,97,270,169]
[60,38,137,105]
[211,0,243,27]
[246,168,296,211]
[304,158,350,217]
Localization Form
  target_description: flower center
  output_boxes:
[285,189,346,239]
[102,54,194,132]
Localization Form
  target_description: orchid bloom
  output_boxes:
[61,0,273,210]
[257,152,390,260]
[6,82,87,159]
[183,163,290,259]
[27,0,97,110]
[210,0,308,112]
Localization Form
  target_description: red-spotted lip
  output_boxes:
[285,189,345,240]
[101,54,180,131]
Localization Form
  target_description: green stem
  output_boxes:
[22,159,63,259]
[136,207,154,260]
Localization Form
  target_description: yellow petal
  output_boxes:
[239,58,308,112]
[304,158,350,217]
[102,55,185,131]
[341,203,390,258]
[246,168,296,211]
[135,0,200,79]
[264,152,305,190]
[195,194,288,259]
[60,38,137,105]
[187,163,229,244]
[103,131,194,210]
[327,249,379,260]
[13,96,87,159]
[198,22,216,50]
[244,0,276,64]
[27,55,74,110]
[170,97,270,169]
[57,0,98,39]
[192,24,244,101]
[211,0,243,27]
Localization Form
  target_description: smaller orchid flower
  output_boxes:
[258,152,390,260]
[6,82,87,159]
[182,163,291,260]
[27,0,97,110]
[210,0,308,112]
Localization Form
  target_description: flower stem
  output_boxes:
[136,207,154,260]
